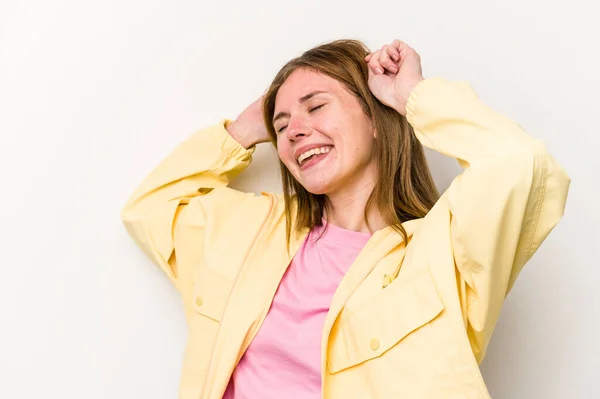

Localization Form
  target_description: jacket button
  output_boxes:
[369,338,380,351]
[195,296,203,307]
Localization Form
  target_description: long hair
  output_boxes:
[262,39,439,246]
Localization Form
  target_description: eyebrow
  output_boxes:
[273,90,328,124]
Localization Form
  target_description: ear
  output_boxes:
[373,128,377,139]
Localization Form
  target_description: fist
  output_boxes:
[364,40,424,116]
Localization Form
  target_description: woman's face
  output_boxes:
[273,68,377,196]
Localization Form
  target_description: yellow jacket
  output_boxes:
[121,77,570,399]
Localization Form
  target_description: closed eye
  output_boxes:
[276,104,326,134]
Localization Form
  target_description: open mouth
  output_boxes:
[297,146,333,167]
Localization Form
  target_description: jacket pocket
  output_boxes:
[327,272,444,373]
[192,266,234,322]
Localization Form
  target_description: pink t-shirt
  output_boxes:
[223,220,371,399]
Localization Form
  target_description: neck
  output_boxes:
[324,179,386,234]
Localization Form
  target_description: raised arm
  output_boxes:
[121,96,272,289]
[406,77,570,362]
[365,40,570,362]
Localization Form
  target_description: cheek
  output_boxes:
[276,139,294,166]
[342,131,376,163]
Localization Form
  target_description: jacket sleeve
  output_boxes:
[120,119,255,289]
[406,78,571,362]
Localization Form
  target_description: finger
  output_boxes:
[386,42,401,62]
[378,45,398,73]
[364,53,372,62]
[393,40,416,60]
[391,39,404,52]
[368,49,384,74]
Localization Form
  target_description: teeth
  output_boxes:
[297,146,331,165]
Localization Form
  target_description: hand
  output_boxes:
[227,95,271,149]
[364,40,424,116]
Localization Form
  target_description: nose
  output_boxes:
[285,115,311,141]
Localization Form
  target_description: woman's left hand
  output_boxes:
[364,40,424,116]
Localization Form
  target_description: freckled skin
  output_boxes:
[274,68,378,196]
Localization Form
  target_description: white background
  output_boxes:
[1,0,598,398]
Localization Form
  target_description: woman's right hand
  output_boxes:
[227,95,272,149]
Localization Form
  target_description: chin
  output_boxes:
[303,187,327,195]
[297,178,334,196]
[286,162,338,196]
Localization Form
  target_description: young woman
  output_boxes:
[121,39,570,398]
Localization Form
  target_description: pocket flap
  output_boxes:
[192,266,233,322]
[327,272,444,373]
